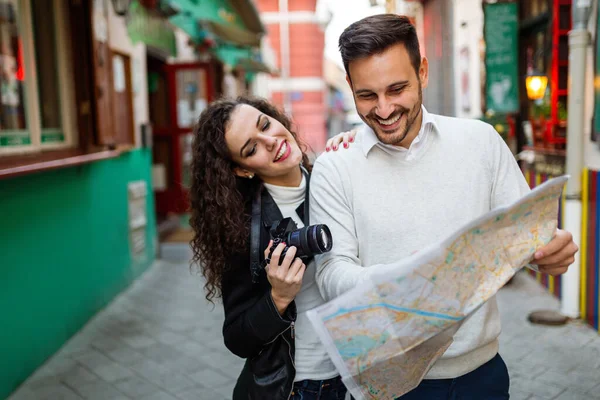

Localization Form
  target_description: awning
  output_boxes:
[213,45,274,74]
[201,20,262,47]
[127,1,177,56]
[167,0,265,47]
[237,57,273,74]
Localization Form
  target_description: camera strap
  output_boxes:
[250,184,262,284]
[301,166,310,226]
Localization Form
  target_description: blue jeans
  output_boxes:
[396,353,510,400]
[291,376,347,400]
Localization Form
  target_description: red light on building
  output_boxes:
[16,40,24,81]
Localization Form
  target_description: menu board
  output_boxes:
[484,2,519,114]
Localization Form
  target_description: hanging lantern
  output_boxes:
[525,70,548,101]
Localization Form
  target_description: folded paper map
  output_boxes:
[307,175,567,400]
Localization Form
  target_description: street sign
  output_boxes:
[484,2,520,114]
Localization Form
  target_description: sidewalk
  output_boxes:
[8,261,600,400]
[498,273,600,400]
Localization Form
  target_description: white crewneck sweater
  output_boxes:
[263,176,338,382]
[309,110,530,379]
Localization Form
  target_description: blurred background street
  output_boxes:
[2,0,600,398]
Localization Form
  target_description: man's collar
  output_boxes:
[361,106,438,157]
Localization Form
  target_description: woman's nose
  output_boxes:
[260,134,277,151]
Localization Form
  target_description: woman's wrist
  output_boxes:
[271,290,291,315]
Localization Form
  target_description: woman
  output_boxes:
[189,96,355,400]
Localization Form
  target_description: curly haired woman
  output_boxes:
[189,95,355,400]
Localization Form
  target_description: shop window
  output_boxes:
[0,0,75,155]
[32,0,62,144]
[0,0,30,147]
[175,69,207,129]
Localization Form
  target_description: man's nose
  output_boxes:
[375,98,394,119]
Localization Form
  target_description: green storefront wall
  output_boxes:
[0,149,157,398]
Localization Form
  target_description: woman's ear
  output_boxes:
[233,167,254,179]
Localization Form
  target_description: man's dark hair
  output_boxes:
[339,14,421,80]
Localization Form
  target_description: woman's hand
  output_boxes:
[325,129,357,152]
[264,241,306,315]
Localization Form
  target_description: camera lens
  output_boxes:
[286,224,333,259]
[309,224,332,254]
[319,228,330,249]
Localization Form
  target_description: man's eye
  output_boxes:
[359,94,375,100]
[391,87,403,94]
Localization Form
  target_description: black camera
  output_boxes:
[266,217,333,265]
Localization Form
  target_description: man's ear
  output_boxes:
[419,57,429,90]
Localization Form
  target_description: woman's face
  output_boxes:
[225,104,303,184]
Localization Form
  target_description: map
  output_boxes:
[307,176,568,400]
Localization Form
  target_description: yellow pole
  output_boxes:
[580,168,588,319]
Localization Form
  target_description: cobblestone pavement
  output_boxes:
[498,273,600,400]
[8,261,600,400]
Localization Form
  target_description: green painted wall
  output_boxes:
[0,149,157,398]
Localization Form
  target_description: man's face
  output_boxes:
[347,43,429,147]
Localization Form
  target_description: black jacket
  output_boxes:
[221,175,310,400]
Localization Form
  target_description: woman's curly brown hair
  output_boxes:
[190,96,312,302]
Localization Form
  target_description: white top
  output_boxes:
[309,109,530,379]
[263,176,338,382]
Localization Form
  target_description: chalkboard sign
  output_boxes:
[484,2,519,114]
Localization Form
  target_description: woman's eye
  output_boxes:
[248,144,257,156]
[262,120,270,131]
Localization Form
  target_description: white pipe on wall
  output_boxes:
[562,0,593,318]
[279,0,292,114]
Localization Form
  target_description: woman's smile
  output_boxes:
[274,140,291,162]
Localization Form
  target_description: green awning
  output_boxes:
[167,0,264,47]
[213,45,252,66]
[213,45,274,74]
[127,1,177,56]
[202,20,262,47]
[237,57,273,74]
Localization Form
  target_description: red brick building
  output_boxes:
[255,0,327,153]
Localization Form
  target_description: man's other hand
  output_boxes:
[532,229,579,276]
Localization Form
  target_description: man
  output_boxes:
[309,14,578,400]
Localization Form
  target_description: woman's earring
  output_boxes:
[248,173,254,179]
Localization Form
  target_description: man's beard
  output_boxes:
[361,85,423,146]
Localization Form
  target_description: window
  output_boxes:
[0,0,75,156]
[175,69,207,129]
[0,0,29,148]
